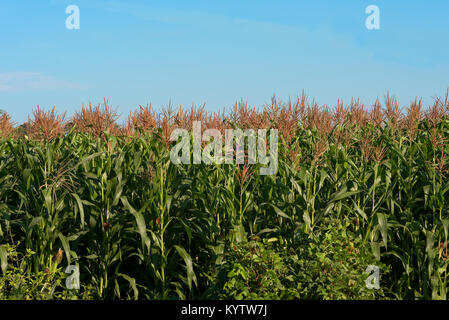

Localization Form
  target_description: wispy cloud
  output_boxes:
[0,72,88,92]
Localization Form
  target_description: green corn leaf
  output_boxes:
[121,196,151,251]
[265,203,290,220]
[28,217,43,230]
[442,219,449,243]
[377,212,388,249]
[330,188,361,203]
[0,245,8,274]
[58,232,71,265]
[117,273,139,300]
[426,230,435,253]
[72,193,85,229]
[174,245,197,291]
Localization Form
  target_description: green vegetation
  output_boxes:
[0,93,448,299]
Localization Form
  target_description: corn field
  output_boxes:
[1,91,449,300]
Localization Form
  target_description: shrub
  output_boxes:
[219,240,301,300]
[0,244,95,300]
[292,217,390,300]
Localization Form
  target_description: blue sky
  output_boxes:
[1,0,448,124]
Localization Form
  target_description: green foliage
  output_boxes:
[219,240,300,300]
[214,218,388,300]
[0,244,94,300]
[292,217,389,299]
[0,115,448,300]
